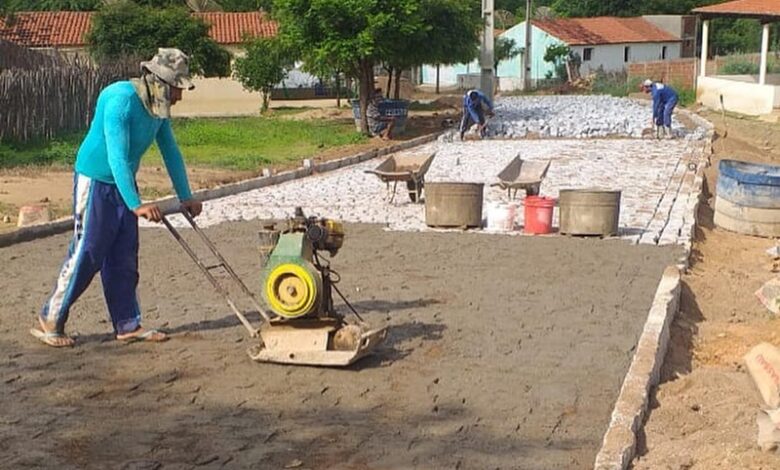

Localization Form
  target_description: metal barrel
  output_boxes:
[425,182,484,228]
[714,160,780,237]
[350,99,409,134]
[559,189,621,236]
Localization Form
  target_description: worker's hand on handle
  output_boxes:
[181,199,203,218]
[134,203,163,223]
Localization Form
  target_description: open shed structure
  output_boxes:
[693,0,780,115]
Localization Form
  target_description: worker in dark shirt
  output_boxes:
[641,79,679,139]
[366,91,395,140]
[459,89,494,140]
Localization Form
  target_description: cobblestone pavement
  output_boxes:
[154,97,712,247]
[487,96,699,140]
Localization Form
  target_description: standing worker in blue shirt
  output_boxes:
[459,89,495,140]
[641,79,678,139]
[30,48,203,347]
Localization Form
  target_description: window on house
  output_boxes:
[624,46,631,63]
[583,48,593,62]
[662,46,668,60]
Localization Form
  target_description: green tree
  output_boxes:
[552,0,641,17]
[709,18,763,55]
[543,43,569,79]
[383,0,480,99]
[233,36,293,111]
[2,0,102,11]
[87,1,231,77]
[495,36,521,70]
[511,0,555,22]
[219,0,273,11]
[274,0,463,134]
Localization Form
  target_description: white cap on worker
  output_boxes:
[643,79,653,87]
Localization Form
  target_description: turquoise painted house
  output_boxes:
[421,17,683,91]
[421,20,564,90]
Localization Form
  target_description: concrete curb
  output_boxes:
[593,110,714,470]
[593,265,682,470]
[0,133,440,249]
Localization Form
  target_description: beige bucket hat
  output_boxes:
[140,48,195,90]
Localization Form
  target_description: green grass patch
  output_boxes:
[0,116,365,171]
[0,132,83,168]
[144,116,365,171]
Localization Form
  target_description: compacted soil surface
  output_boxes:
[1,223,673,469]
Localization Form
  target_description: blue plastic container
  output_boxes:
[717,159,780,209]
[351,99,409,134]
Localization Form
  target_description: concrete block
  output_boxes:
[594,266,681,470]
[17,205,52,227]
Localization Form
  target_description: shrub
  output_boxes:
[87,1,231,77]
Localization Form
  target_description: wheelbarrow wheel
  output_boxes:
[407,180,421,203]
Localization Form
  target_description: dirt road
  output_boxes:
[1,223,672,469]
[634,111,780,469]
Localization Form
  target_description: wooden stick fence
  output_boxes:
[0,40,137,143]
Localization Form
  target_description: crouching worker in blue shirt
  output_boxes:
[30,48,203,347]
[459,89,495,140]
[641,79,678,139]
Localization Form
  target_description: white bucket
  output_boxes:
[486,202,517,231]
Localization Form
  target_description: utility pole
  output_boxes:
[523,0,532,91]
[480,0,494,101]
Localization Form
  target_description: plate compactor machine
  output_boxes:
[163,208,386,367]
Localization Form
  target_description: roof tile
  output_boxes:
[194,12,278,44]
[693,0,780,17]
[0,11,278,48]
[533,17,681,46]
[0,11,92,47]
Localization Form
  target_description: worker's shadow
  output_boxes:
[167,314,246,335]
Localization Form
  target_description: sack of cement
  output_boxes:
[755,278,780,315]
[745,343,780,408]
[757,408,780,452]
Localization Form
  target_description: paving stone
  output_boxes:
[149,96,710,247]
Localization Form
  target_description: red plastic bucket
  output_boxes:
[524,196,556,234]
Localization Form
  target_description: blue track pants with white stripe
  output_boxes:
[41,173,142,335]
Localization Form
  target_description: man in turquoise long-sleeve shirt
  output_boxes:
[31,48,202,347]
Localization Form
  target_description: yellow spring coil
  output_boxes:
[265,263,318,318]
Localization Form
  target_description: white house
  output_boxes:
[422,16,683,91]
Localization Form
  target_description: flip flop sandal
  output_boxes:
[29,328,75,348]
[117,329,168,344]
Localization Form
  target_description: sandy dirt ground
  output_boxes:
[0,112,454,233]
[633,110,780,469]
[0,223,673,469]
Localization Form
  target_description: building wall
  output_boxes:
[628,58,699,89]
[643,15,696,58]
[697,76,778,115]
[172,76,263,117]
[420,61,479,88]
[572,42,682,75]
[496,21,563,81]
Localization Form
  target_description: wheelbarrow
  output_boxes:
[491,155,551,200]
[365,151,436,203]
